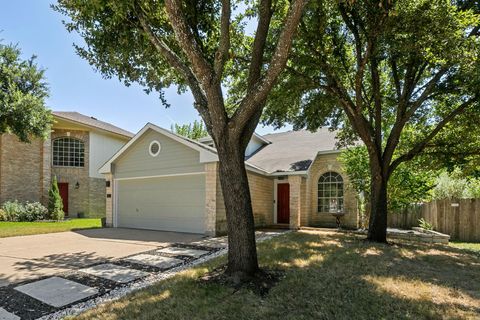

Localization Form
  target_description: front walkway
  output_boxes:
[0,230,284,320]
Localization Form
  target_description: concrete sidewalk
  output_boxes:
[0,228,203,287]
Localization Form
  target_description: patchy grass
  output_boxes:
[74,230,480,320]
[0,219,101,238]
[450,241,480,253]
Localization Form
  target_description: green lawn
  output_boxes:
[74,230,480,320]
[450,241,480,252]
[0,219,101,238]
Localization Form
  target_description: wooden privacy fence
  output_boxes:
[388,199,480,242]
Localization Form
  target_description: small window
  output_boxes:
[149,140,161,157]
[318,172,344,213]
[52,137,85,167]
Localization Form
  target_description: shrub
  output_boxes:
[432,168,480,200]
[418,218,434,231]
[2,200,25,221]
[23,202,48,221]
[0,209,6,221]
[48,176,64,220]
[1,201,48,222]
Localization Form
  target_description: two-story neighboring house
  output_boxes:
[0,111,133,217]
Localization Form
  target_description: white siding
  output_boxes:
[89,131,127,178]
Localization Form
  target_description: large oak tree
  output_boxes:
[264,0,480,242]
[54,0,308,278]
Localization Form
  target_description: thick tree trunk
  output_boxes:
[216,140,259,279]
[367,169,389,242]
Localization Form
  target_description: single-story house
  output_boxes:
[100,123,359,236]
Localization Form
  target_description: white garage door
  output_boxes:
[116,174,205,234]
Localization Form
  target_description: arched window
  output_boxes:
[318,172,344,213]
[52,137,85,167]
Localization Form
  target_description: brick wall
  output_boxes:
[210,165,274,236]
[51,129,106,218]
[305,153,358,229]
[0,134,50,205]
[105,173,113,226]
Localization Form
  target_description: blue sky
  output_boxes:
[0,0,290,135]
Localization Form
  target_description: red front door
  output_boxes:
[277,183,290,224]
[58,183,69,216]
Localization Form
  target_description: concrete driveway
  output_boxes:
[0,228,204,287]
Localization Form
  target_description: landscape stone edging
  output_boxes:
[37,231,289,320]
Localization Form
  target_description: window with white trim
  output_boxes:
[318,172,344,213]
[52,137,85,167]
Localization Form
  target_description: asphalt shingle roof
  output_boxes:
[53,111,134,138]
[246,128,339,173]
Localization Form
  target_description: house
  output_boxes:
[0,112,133,217]
[100,123,358,235]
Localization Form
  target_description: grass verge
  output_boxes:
[0,218,101,238]
[73,230,480,320]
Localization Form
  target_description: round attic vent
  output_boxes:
[149,140,161,157]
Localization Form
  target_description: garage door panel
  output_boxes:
[117,174,205,233]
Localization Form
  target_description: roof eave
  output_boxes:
[53,114,133,139]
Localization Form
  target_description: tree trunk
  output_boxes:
[216,140,259,279]
[367,170,389,242]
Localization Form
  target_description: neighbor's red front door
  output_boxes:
[58,183,69,216]
[277,183,290,224]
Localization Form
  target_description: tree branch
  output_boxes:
[136,7,210,124]
[231,0,308,129]
[247,0,273,89]
[213,0,231,82]
[164,0,214,88]
[389,97,477,173]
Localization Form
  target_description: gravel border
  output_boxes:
[37,231,288,320]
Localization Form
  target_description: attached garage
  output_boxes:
[101,124,218,235]
[116,174,206,234]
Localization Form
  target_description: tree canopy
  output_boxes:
[263,0,480,242]
[171,120,208,140]
[0,43,52,142]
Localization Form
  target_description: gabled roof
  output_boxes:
[246,128,340,173]
[53,111,134,139]
[199,132,271,145]
[99,123,218,174]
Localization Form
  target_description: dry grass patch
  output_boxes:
[74,230,480,320]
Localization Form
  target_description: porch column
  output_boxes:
[288,175,302,230]
[204,162,217,236]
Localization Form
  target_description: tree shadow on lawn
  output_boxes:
[75,231,480,320]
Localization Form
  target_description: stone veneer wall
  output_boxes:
[105,173,113,226]
[206,163,274,236]
[0,134,51,205]
[305,153,358,229]
[51,129,106,218]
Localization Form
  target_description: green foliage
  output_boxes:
[340,146,434,210]
[48,176,64,221]
[0,200,48,222]
[432,168,480,199]
[418,218,433,231]
[171,120,208,140]
[0,43,53,142]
